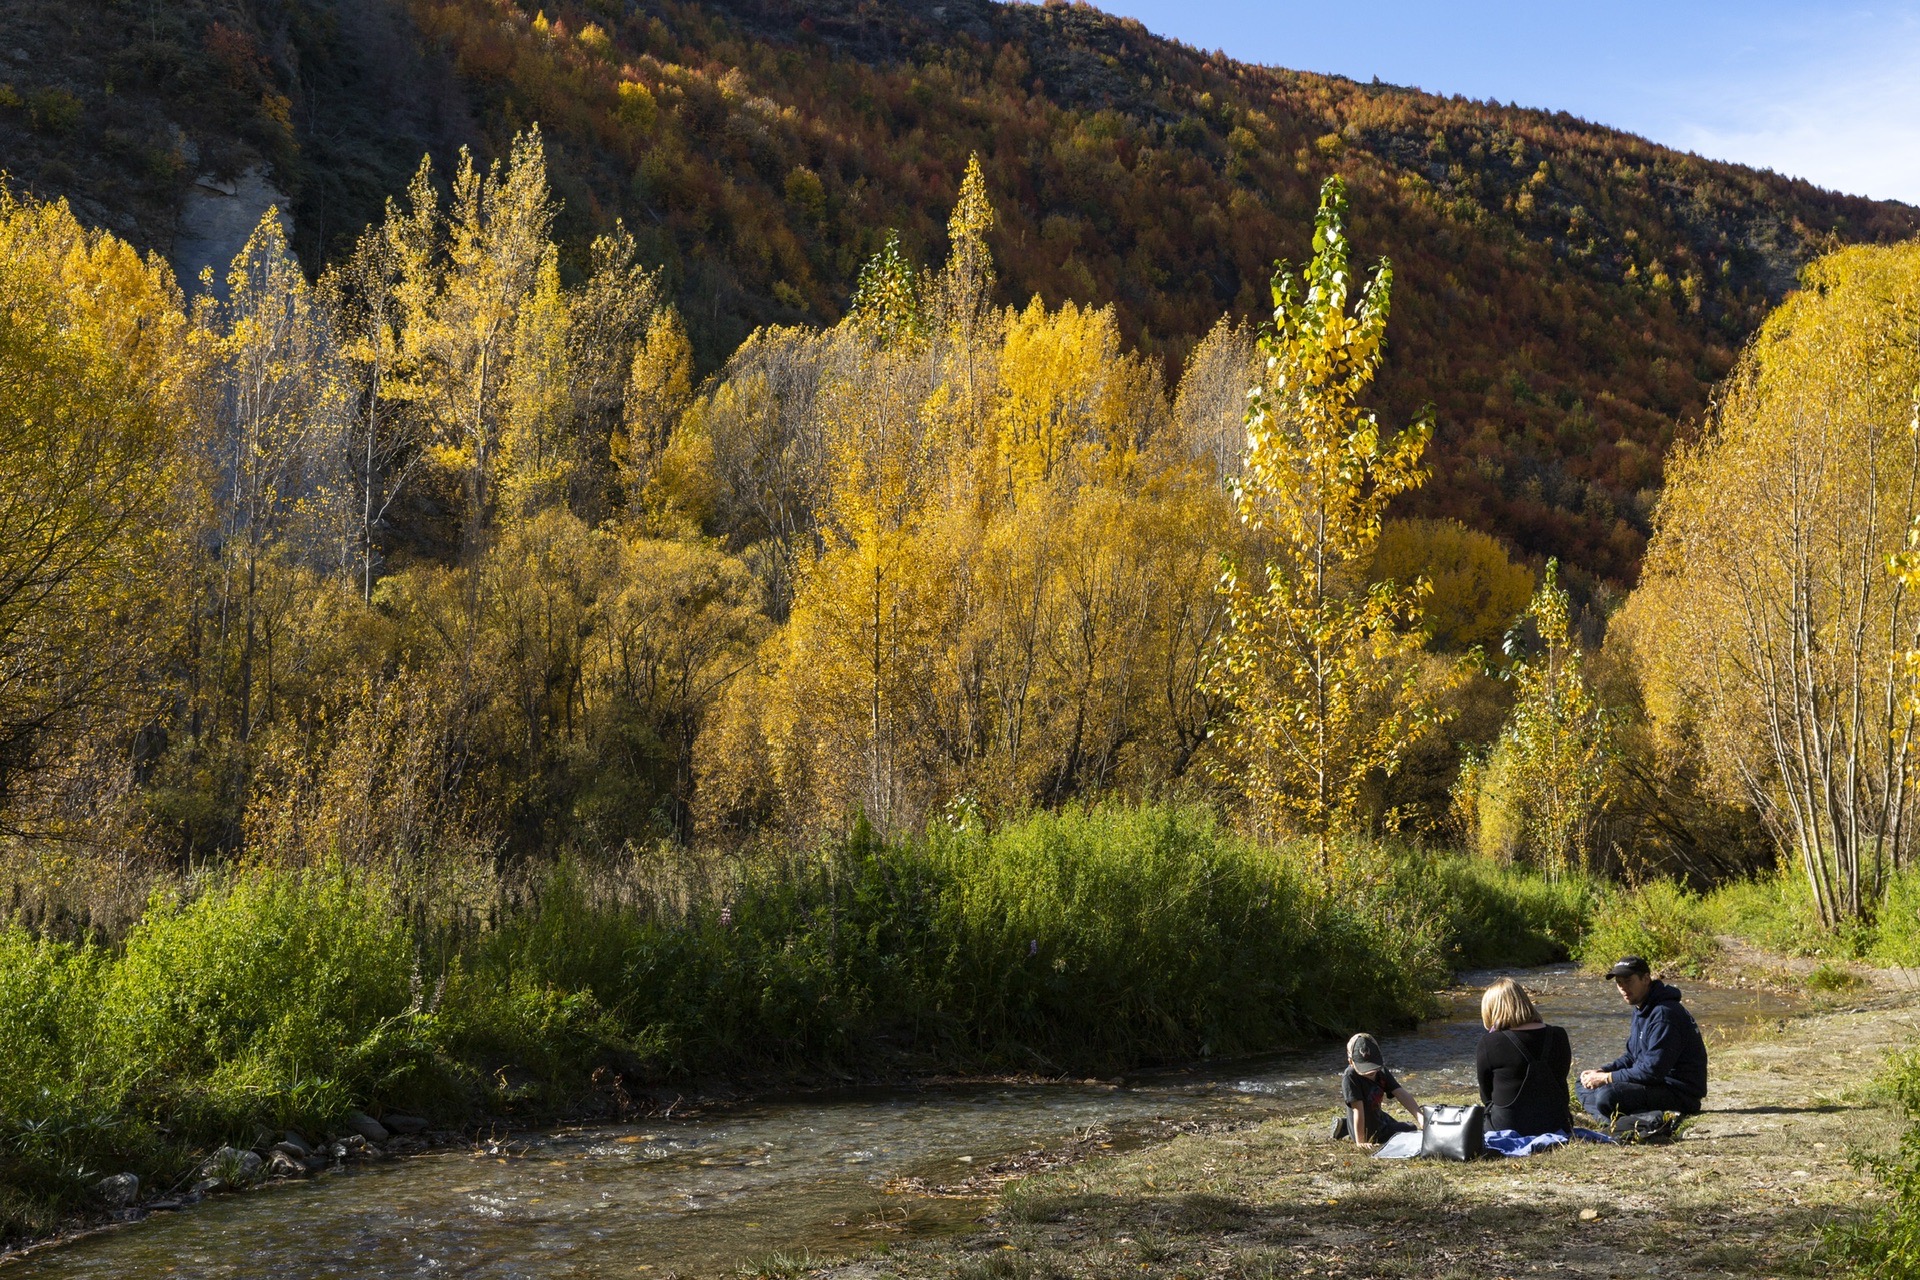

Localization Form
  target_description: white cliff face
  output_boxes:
[172,166,290,300]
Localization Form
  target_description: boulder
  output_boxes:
[265,1150,308,1180]
[383,1114,429,1135]
[96,1173,139,1207]
[197,1146,264,1190]
[343,1111,390,1142]
[276,1131,314,1158]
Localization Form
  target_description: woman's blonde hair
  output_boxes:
[1480,976,1541,1031]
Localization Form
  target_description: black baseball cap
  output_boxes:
[1346,1032,1385,1070]
[1606,956,1652,981]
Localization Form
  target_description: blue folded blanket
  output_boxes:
[1373,1127,1616,1159]
[1484,1127,1617,1156]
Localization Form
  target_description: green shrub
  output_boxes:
[1704,872,1869,959]
[0,929,113,1223]
[25,87,80,134]
[100,865,418,1137]
[924,807,1449,1067]
[1825,1051,1920,1273]
[1575,880,1719,977]
[1409,855,1598,967]
[1874,868,1920,968]
[1805,962,1866,994]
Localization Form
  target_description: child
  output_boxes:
[1330,1033,1423,1147]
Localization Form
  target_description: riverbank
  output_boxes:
[814,963,1917,1280]
[0,807,1596,1250]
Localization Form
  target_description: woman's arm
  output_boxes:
[1475,1035,1496,1104]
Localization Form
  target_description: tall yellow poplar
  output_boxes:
[207,210,352,740]
[613,307,694,503]
[1205,176,1442,853]
[1479,560,1611,876]
[391,129,558,557]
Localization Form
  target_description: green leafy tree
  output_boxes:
[849,230,924,349]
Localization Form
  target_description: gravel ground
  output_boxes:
[793,972,1919,1280]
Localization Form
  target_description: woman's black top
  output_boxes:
[1475,1024,1573,1136]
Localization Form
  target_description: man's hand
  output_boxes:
[1579,1069,1612,1089]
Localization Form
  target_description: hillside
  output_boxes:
[1,0,1915,580]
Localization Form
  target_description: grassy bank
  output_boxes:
[0,805,1588,1243]
[1573,867,1920,981]
[1827,1049,1920,1274]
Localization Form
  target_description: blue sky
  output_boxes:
[1092,1,1920,205]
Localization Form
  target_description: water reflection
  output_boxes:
[13,966,1798,1279]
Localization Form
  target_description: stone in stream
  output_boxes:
[383,1114,429,1135]
[95,1173,139,1207]
[197,1147,264,1190]
[276,1131,314,1158]
[343,1111,390,1142]
[331,1134,381,1162]
[266,1150,308,1180]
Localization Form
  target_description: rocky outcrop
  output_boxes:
[171,167,289,301]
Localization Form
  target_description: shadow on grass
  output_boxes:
[986,1183,1846,1279]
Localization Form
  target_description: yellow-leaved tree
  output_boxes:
[612,306,694,510]
[1623,241,1920,925]
[388,129,561,552]
[203,211,353,744]
[0,193,193,819]
[690,154,1243,838]
[1463,560,1611,876]
[1205,175,1444,854]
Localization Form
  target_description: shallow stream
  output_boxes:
[15,967,1799,1279]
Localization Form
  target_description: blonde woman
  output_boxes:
[1476,976,1573,1136]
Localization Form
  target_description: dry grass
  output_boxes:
[827,991,1920,1279]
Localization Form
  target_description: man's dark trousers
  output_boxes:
[1577,1079,1700,1118]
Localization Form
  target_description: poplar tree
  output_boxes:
[1628,241,1920,924]
[1486,560,1611,876]
[325,221,422,601]
[1206,176,1441,854]
[612,307,694,506]
[206,212,351,741]
[390,130,558,558]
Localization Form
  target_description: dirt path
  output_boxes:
[814,980,1920,1280]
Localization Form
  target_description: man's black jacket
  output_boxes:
[1602,979,1708,1100]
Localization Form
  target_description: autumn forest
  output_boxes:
[4,0,1920,1265]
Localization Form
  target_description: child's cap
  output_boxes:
[1346,1032,1385,1071]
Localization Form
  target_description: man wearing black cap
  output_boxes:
[1576,955,1709,1120]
